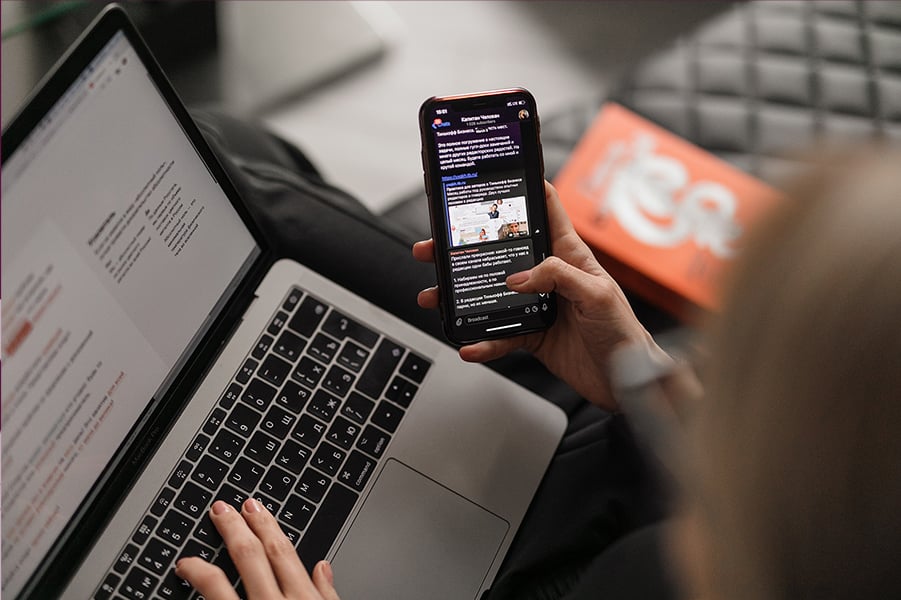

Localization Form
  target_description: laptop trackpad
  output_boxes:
[329,459,509,600]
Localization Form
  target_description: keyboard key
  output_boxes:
[341,392,375,425]
[174,482,212,519]
[295,468,330,503]
[113,543,140,574]
[193,512,223,547]
[338,450,376,491]
[150,488,176,517]
[355,339,404,399]
[167,460,192,489]
[259,465,296,501]
[276,380,312,414]
[259,354,291,387]
[192,455,229,491]
[220,383,242,410]
[282,524,302,546]
[322,310,379,348]
[96,573,120,599]
[241,378,277,411]
[326,417,361,450]
[297,484,359,572]
[267,310,290,336]
[292,415,326,448]
[157,510,193,546]
[253,492,281,515]
[356,425,391,459]
[180,538,215,562]
[157,571,192,599]
[385,376,418,409]
[120,566,158,600]
[371,401,405,433]
[209,429,245,464]
[322,365,355,397]
[132,515,158,546]
[185,433,209,462]
[212,549,240,584]
[289,296,328,337]
[311,442,346,477]
[308,333,340,363]
[245,430,281,465]
[228,457,265,493]
[202,408,227,436]
[282,287,303,312]
[215,483,249,512]
[260,405,296,439]
[337,341,369,372]
[399,352,431,383]
[274,439,312,475]
[225,404,262,438]
[236,358,258,384]
[307,390,341,423]
[138,537,177,575]
[292,357,326,389]
[273,329,305,362]
[252,334,274,360]
[279,493,316,531]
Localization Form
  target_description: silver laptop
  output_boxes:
[0,6,565,600]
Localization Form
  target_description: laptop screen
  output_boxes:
[1,30,260,596]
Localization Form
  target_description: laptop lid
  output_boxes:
[1,6,273,597]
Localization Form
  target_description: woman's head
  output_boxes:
[683,150,901,599]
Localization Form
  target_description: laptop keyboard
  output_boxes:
[94,287,431,600]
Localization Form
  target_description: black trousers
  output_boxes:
[192,110,678,600]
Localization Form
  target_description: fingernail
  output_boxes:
[321,560,334,585]
[211,500,230,515]
[506,270,531,286]
[244,498,262,513]
[174,559,183,575]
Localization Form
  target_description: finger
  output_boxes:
[312,561,341,600]
[543,181,598,268]
[176,556,240,600]
[209,501,282,599]
[506,256,619,314]
[458,336,530,363]
[412,239,435,263]
[417,286,439,309]
[241,498,318,598]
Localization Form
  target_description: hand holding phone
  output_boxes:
[418,88,557,344]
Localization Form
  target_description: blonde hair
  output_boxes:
[691,150,901,599]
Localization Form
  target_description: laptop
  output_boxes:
[1,6,565,600]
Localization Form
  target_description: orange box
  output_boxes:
[553,103,782,320]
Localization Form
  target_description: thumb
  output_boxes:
[312,561,341,600]
[507,256,614,309]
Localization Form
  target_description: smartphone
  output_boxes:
[419,88,557,345]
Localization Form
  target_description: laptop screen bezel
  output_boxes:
[1,5,276,598]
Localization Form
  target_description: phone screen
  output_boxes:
[420,89,556,343]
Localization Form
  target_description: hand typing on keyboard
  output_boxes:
[176,499,341,600]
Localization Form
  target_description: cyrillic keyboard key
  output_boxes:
[267,310,290,336]
[295,468,330,503]
[96,573,120,599]
[132,515,157,546]
[202,408,227,436]
[209,429,245,464]
[245,430,280,465]
[280,493,316,531]
[252,335,274,360]
[138,537,177,575]
[113,543,140,574]
[292,415,326,448]
[297,484,359,572]
[236,358,257,384]
[326,417,361,450]
[157,510,193,546]
[292,357,326,389]
[219,383,242,410]
[119,566,158,600]
[193,512,223,547]
[276,380,312,414]
[225,404,262,438]
[228,457,265,493]
[174,482,212,519]
[150,488,176,517]
[308,333,340,364]
[260,465,296,501]
[260,404,296,439]
[311,442,346,477]
[322,365,355,397]
[275,439,312,475]
[307,390,341,423]
[185,433,209,462]
[191,455,229,490]
[167,460,192,489]
[337,341,369,372]
[322,310,379,348]
[157,571,192,599]
[355,339,403,399]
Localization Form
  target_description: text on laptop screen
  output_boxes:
[1,32,259,595]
